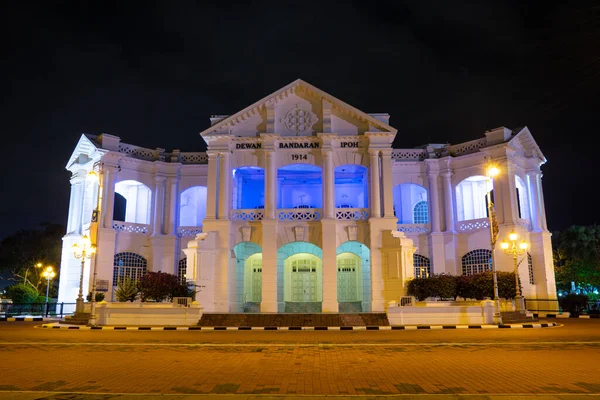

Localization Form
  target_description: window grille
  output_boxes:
[527,253,534,285]
[413,201,429,224]
[413,254,431,278]
[178,258,187,284]
[461,249,492,276]
[112,252,147,286]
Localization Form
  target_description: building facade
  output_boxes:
[58,80,556,313]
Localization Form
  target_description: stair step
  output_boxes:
[198,312,389,327]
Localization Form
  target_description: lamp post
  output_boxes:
[500,231,528,311]
[485,162,503,324]
[87,165,103,326]
[41,266,56,316]
[72,234,96,314]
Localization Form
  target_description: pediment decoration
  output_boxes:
[66,134,103,171]
[509,127,546,163]
[282,104,318,135]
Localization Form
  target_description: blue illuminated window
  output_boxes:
[413,201,429,224]
[277,164,322,209]
[335,164,368,208]
[233,167,265,209]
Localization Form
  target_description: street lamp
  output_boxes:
[87,164,104,327]
[485,162,503,324]
[500,231,528,311]
[41,266,55,304]
[72,234,96,314]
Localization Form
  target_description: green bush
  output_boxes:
[430,274,457,300]
[407,277,434,300]
[114,277,138,302]
[6,283,38,303]
[497,271,518,299]
[559,293,589,316]
[86,292,106,302]
[137,271,180,302]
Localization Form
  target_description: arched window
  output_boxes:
[334,164,368,208]
[179,186,207,226]
[233,167,265,209]
[413,201,429,224]
[515,176,531,221]
[461,249,492,275]
[413,254,430,278]
[113,252,147,286]
[455,176,492,221]
[527,253,534,285]
[178,258,187,284]
[114,180,152,224]
[393,183,428,224]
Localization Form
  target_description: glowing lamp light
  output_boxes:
[500,241,509,250]
[519,241,528,250]
[87,170,99,183]
[487,166,500,178]
[72,242,82,258]
[509,232,518,241]
[36,262,43,268]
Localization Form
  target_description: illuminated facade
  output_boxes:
[58,79,556,313]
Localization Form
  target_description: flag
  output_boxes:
[489,201,499,245]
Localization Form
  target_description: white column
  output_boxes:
[537,173,548,231]
[218,151,231,220]
[152,175,166,235]
[205,151,219,221]
[265,150,277,220]
[427,168,441,233]
[526,171,542,231]
[442,171,455,233]
[67,173,86,234]
[381,149,394,218]
[323,150,334,219]
[167,176,179,235]
[369,149,381,218]
[102,165,117,229]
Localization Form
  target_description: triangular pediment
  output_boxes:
[65,134,105,171]
[200,79,397,140]
[509,126,546,163]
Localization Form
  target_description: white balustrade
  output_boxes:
[177,226,203,237]
[457,218,490,232]
[231,209,264,221]
[335,208,369,220]
[396,224,430,235]
[277,208,322,221]
[113,221,150,234]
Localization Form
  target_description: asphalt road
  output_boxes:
[1,318,599,398]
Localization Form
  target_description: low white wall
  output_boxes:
[387,301,494,325]
[96,302,203,326]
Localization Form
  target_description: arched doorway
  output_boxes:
[277,242,323,313]
[245,253,263,302]
[337,241,371,312]
[233,242,262,312]
[337,252,361,302]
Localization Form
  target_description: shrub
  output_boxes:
[560,293,589,316]
[455,275,475,300]
[114,277,138,302]
[6,283,38,303]
[137,271,180,302]
[430,274,457,300]
[497,271,518,299]
[407,277,433,300]
[86,292,106,302]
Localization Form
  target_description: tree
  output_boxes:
[553,225,600,294]
[0,223,65,294]
[137,271,180,302]
[6,283,38,303]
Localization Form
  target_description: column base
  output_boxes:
[322,300,339,313]
[260,301,278,313]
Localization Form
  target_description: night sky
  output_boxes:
[1,1,598,239]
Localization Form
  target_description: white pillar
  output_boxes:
[167,176,179,235]
[205,151,219,221]
[152,175,166,235]
[102,165,117,229]
[381,149,394,218]
[369,149,381,218]
[218,152,231,219]
[526,171,542,232]
[67,172,86,234]
[427,167,441,233]
[265,150,277,220]
[442,171,455,233]
[323,150,334,219]
[537,173,548,231]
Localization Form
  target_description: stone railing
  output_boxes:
[335,208,369,221]
[118,143,157,161]
[391,149,427,162]
[457,218,489,232]
[116,142,209,165]
[179,152,208,164]
[113,221,150,234]
[278,208,322,221]
[448,138,488,157]
[396,224,430,235]
[231,209,264,221]
[177,226,203,237]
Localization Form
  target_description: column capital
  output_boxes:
[380,148,393,157]
[441,170,453,178]
[368,148,381,157]
[154,175,167,183]
[207,150,219,160]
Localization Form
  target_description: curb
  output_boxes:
[540,314,600,319]
[37,322,559,331]
[1,317,44,322]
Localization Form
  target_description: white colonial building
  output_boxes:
[58,79,556,313]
